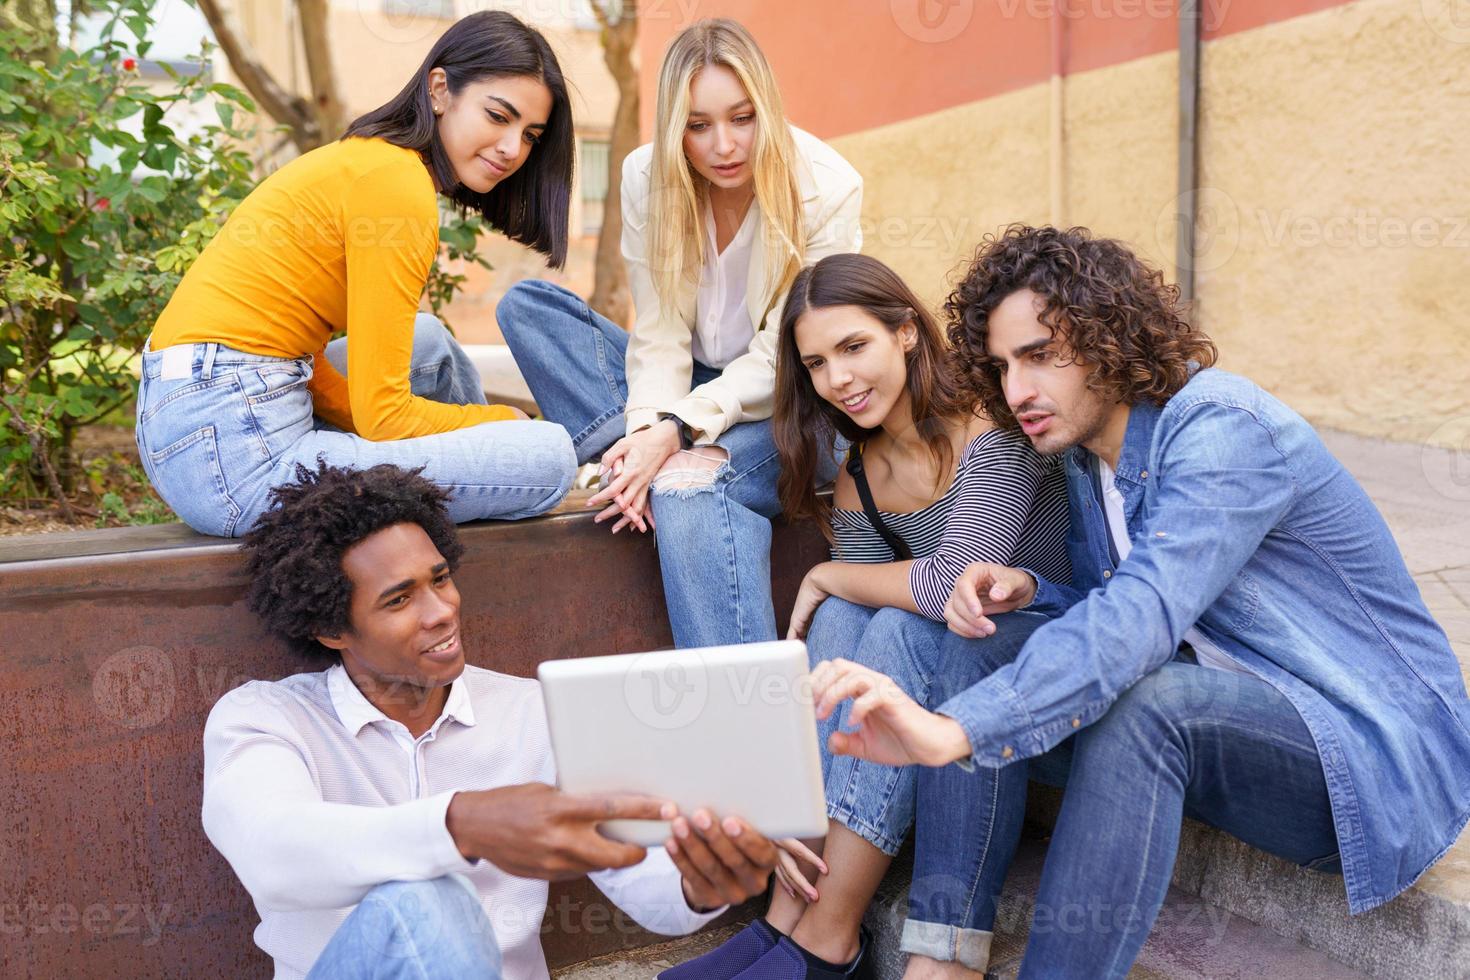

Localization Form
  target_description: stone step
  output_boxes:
[859,838,1373,980]
[554,837,1373,980]
[552,922,748,979]
[1017,781,1469,980]
[984,840,1374,979]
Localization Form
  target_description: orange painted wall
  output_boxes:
[636,0,1356,141]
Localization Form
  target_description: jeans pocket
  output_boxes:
[242,363,314,460]
[147,426,242,536]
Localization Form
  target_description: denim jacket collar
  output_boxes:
[1071,399,1163,529]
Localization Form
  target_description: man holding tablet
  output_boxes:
[202,461,780,980]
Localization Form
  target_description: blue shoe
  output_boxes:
[727,927,874,980]
[658,920,781,980]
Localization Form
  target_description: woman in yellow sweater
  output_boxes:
[136,11,577,536]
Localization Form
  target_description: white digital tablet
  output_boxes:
[537,640,828,847]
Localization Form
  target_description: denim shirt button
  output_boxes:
[1001,746,1014,759]
[1141,470,1149,479]
[1103,570,1112,579]
[1071,718,1081,728]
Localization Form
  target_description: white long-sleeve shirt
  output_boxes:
[692,197,759,370]
[201,664,724,979]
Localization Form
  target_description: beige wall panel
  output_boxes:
[223,3,615,149]
[1061,50,1180,280]
[1193,0,1470,446]
[833,0,1468,449]
[829,86,1054,314]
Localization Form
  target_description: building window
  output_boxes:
[579,139,610,236]
[382,0,454,18]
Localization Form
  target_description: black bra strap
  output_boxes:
[845,444,913,562]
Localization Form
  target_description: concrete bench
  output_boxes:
[4,427,1467,978]
[0,492,828,977]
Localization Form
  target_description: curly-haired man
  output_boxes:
[810,226,1470,977]
[202,462,779,980]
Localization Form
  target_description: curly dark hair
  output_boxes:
[241,462,466,658]
[945,225,1217,430]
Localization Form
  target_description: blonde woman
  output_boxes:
[498,18,862,648]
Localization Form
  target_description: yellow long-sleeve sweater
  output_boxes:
[151,137,516,440]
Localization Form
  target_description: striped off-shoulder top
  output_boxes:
[830,428,1072,621]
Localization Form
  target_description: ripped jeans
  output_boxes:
[497,280,838,647]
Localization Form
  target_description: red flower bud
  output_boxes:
[122,58,138,72]
[94,197,111,212]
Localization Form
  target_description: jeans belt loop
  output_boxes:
[200,341,218,380]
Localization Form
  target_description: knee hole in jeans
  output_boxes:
[651,447,729,495]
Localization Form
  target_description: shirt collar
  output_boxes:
[327,663,477,738]
[1069,399,1164,486]
[1114,399,1163,484]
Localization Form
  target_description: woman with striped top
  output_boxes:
[775,252,1070,646]
[660,253,1069,979]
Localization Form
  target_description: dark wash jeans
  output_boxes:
[909,632,1339,977]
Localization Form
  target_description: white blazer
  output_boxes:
[619,125,863,443]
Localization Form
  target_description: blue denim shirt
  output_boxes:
[938,369,1470,914]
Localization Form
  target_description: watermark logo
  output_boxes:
[1257,209,1469,250]
[355,0,449,46]
[1155,186,1241,274]
[1420,0,1470,44]
[891,0,976,43]
[355,882,449,958]
[623,652,708,730]
[1423,416,1470,503]
[995,0,1233,32]
[92,646,175,729]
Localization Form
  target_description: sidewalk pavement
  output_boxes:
[1321,428,1470,684]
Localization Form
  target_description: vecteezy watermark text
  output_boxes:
[0,901,172,946]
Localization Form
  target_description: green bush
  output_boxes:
[0,0,256,512]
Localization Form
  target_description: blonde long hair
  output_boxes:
[647,19,805,309]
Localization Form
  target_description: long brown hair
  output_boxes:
[774,253,971,534]
[343,11,575,267]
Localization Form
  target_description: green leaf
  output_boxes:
[214,101,234,130]
[208,83,255,112]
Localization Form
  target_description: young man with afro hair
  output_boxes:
[806,226,1470,978]
[201,461,780,979]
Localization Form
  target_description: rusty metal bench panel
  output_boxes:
[0,492,828,976]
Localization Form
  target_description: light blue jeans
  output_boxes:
[135,314,576,537]
[805,599,1052,962]
[807,599,952,857]
[497,280,839,647]
[307,877,501,979]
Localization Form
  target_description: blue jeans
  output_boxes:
[807,599,950,856]
[307,877,501,979]
[135,314,576,537]
[498,280,838,647]
[915,651,1341,977]
[804,599,1051,957]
